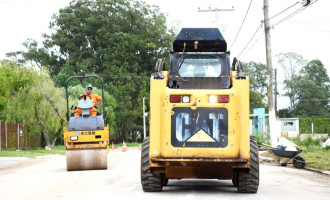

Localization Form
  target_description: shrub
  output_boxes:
[300,117,330,134]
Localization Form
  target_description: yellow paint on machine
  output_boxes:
[186,129,216,142]
[149,71,250,161]
[64,126,110,153]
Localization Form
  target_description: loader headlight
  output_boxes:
[208,95,217,103]
[70,136,78,141]
[182,95,190,103]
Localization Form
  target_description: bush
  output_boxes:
[300,117,330,134]
[293,136,320,147]
[251,133,270,145]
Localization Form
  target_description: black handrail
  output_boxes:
[65,75,105,121]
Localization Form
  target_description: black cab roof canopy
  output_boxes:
[173,28,227,53]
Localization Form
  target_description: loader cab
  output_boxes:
[168,28,231,89]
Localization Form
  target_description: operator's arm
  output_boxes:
[95,94,102,109]
[78,92,89,100]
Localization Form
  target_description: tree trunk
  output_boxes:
[35,105,52,150]
[44,96,65,149]
[43,130,52,149]
[51,137,57,148]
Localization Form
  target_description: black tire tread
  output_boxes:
[237,136,259,193]
[293,156,306,169]
[140,137,163,192]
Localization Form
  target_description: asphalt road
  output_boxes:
[0,148,329,200]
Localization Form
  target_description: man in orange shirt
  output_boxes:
[74,84,102,117]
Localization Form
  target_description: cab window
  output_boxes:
[178,56,222,77]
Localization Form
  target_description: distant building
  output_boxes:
[277,118,300,138]
[250,109,300,139]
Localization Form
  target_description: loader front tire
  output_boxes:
[141,137,163,192]
[237,136,259,193]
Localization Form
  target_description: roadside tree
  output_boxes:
[6,0,175,141]
[244,61,267,112]
[276,52,307,110]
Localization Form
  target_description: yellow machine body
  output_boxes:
[64,127,109,152]
[148,71,250,179]
[142,28,258,193]
[64,126,109,171]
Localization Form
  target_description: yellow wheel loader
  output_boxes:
[63,75,109,171]
[141,28,259,193]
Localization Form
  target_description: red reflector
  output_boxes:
[218,95,229,103]
[170,95,181,103]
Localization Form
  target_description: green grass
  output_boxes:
[299,145,330,171]
[252,133,270,145]
[261,145,330,171]
[0,145,66,158]
[293,136,321,147]
[0,143,142,158]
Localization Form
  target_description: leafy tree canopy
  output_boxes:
[292,60,330,116]
[0,60,66,148]
[6,0,175,141]
[244,61,267,112]
[281,59,330,117]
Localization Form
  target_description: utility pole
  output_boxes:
[198,7,235,24]
[263,0,278,146]
[274,68,277,114]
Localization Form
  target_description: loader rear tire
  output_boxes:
[232,173,239,187]
[141,137,163,192]
[237,136,259,193]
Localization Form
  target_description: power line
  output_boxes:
[237,22,263,58]
[229,0,253,50]
[238,0,318,58]
[267,1,300,21]
[240,32,264,60]
[273,0,319,27]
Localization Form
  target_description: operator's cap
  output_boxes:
[86,84,93,89]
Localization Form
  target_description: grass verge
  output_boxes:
[261,145,330,171]
[0,146,66,158]
[0,143,141,158]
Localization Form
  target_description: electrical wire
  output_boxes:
[238,0,319,59]
[273,0,319,27]
[229,0,253,50]
[237,23,263,58]
[240,32,264,60]
[266,1,300,21]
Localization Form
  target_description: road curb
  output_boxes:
[304,167,330,176]
[259,153,330,176]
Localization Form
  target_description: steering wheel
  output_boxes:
[79,94,92,100]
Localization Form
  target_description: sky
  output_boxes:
[0,0,329,109]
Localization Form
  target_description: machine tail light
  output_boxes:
[170,95,190,103]
[209,95,230,103]
[170,95,181,103]
[182,95,190,103]
[218,95,229,103]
